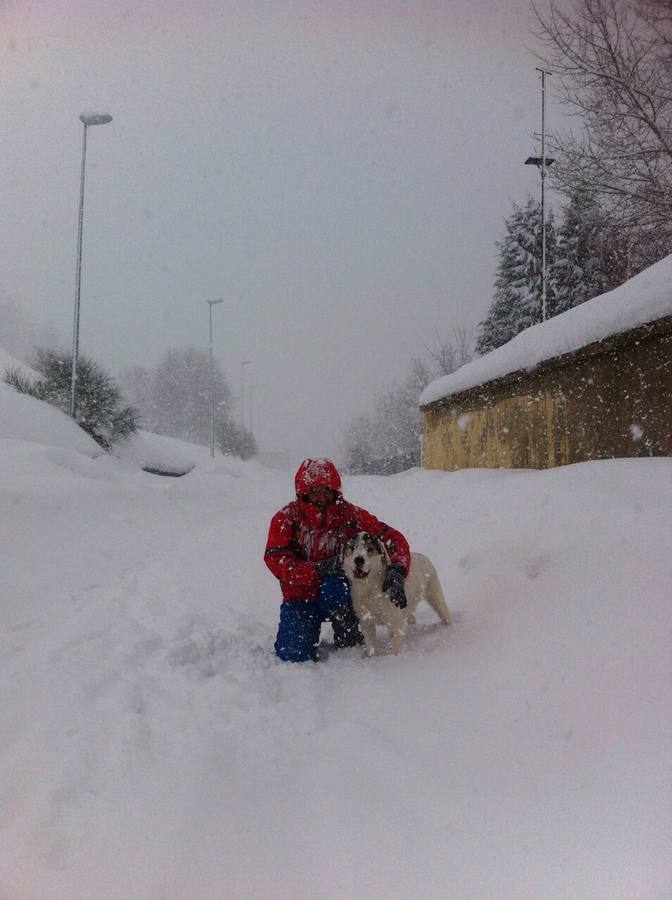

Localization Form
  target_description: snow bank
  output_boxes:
[0,382,100,455]
[111,430,203,475]
[421,252,672,405]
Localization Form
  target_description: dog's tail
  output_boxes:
[425,566,451,625]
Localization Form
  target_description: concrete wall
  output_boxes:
[421,315,672,471]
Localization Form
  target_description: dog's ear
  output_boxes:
[371,535,390,562]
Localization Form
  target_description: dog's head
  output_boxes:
[341,531,388,581]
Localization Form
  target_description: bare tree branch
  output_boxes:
[532,0,672,243]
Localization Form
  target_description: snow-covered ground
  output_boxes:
[2,382,671,899]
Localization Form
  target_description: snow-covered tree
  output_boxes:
[476,197,557,354]
[343,413,379,475]
[343,368,429,475]
[117,364,154,430]
[343,338,473,475]
[151,346,233,446]
[423,325,473,376]
[552,191,633,314]
[216,419,258,460]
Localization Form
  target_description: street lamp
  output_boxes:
[240,360,251,433]
[70,111,113,418]
[208,299,224,457]
[248,384,258,440]
[525,68,554,322]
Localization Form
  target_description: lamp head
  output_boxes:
[79,112,113,126]
[525,156,555,167]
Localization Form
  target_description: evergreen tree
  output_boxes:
[476,197,557,354]
[552,191,636,314]
[552,191,605,314]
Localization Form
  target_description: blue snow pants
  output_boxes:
[274,576,362,662]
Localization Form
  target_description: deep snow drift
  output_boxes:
[1,387,671,899]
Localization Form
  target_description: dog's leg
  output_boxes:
[358,614,378,657]
[426,573,451,625]
[387,622,405,655]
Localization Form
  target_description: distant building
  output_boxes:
[421,256,672,470]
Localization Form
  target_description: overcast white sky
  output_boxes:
[1,0,562,461]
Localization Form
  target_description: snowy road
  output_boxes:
[2,439,671,899]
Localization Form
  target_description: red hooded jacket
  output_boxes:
[264,458,411,601]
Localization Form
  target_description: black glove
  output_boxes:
[315,555,343,578]
[382,564,407,609]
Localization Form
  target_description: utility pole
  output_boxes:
[248,384,258,440]
[207,299,223,457]
[525,68,554,322]
[240,360,251,434]
[70,112,113,418]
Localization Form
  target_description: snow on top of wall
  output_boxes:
[420,253,672,407]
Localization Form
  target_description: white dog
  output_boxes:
[341,532,451,656]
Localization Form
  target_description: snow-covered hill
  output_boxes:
[1,381,671,899]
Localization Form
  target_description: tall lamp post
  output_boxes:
[208,299,224,457]
[525,67,554,323]
[240,360,251,433]
[248,384,258,441]
[70,111,113,418]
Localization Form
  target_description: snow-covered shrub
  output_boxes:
[216,419,258,460]
[4,348,138,450]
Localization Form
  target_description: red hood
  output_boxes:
[294,458,342,498]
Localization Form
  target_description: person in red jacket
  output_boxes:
[264,457,411,662]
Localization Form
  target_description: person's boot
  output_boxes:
[330,603,364,649]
